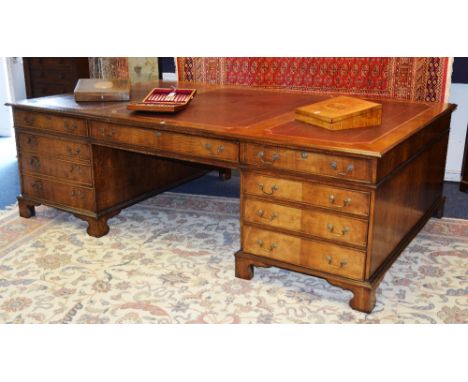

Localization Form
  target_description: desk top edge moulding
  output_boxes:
[8,58,455,313]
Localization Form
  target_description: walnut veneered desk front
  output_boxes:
[9,82,456,313]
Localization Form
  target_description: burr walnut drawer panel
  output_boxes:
[243,198,368,247]
[241,143,372,182]
[16,132,91,163]
[19,152,93,186]
[243,226,366,280]
[22,175,95,211]
[242,172,370,216]
[14,110,87,136]
[90,122,239,163]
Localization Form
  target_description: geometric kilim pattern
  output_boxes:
[177,57,451,102]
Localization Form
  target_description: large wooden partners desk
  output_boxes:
[10,82,456,313]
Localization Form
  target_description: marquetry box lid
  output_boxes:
[74,79,130,102]
[295,96,382,130]
[127,87,196,113]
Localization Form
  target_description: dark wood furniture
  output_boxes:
[9,82,456,313]
[460,124,468,192]
[23,57,90,99]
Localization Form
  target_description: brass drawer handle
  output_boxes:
[63,121,78,133]
[29,156,40,170]
[99,127,116,138]
[300,151,308,159]
[256,209,278,221]
[24,115,36,125]
[258,183,279,195]
[70,189,85,199]
[329,195,352,208]
[326,255,348,268]
[257,151,279,164]
[204,143,224,154]
[257,239,278,252]
[327,223,350,237]
[66,146,81,157]
[31,180,43,193]
[26,136,38,146]
[153,131,162,137]
[330,161,355,176]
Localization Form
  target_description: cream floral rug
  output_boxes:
[0,192,467,324]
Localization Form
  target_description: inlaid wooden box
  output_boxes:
[74,79,130,102]
[295,96,382,130]
[127,88,196,113]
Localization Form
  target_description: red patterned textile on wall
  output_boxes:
[177,57,450,102]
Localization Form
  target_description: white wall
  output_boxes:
[0,57,26,137]
[0,58,12,137]
[446,83,468,181]
[7,57,26,102]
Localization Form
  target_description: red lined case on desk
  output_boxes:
[127,88,196,113]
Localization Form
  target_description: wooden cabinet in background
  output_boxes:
[23,58,90,98]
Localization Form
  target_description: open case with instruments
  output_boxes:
[127,87,196,113]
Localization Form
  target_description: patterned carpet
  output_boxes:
[0,193,467,324]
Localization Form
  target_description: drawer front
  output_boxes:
[244,198,302,231]
[19,152,93,186]
[244,198,368,247]
[242,143,372,182]
[14,110,87,137]
[243,172,370,216]
[243,226,366,280]
[17,132,91,163]
[90,122,239,163]
[22,175,95,211]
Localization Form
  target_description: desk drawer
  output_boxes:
[244,198,368,247]
[19,152,93,186]
[14,110,87,137]
[243,172,370,216]
[243,226,366,280]
[22,175,95,211]
[90,122,239,163]
[242,143,372,182]
[16,132,91,163]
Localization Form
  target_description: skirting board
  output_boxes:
[0,127,12,137]
[445,169,461,182]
